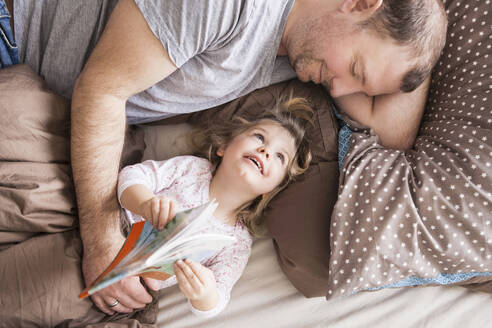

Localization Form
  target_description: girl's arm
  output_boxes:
[118,158,192,228]
[333,76,430,150]
[119,184,155,218]
[120,184,178,230]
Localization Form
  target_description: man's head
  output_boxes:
[279,0,447,98]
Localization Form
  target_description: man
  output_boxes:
[6,0,446,318]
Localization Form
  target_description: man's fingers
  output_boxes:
[93,277,152,314]
[102,296,133,314]
[143,277,161,291]
[112,292,146,311]
[120,276,153,305]
[91,294,115,316]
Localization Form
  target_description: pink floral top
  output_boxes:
[117,156,252,318]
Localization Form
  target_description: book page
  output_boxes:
[145,233,237,273]
[80,200,236,297]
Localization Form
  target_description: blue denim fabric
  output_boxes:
[330,101,353,171]
[0,0,19,68]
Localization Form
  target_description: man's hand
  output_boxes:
[82,233,162,315]
[174,259,219,311]
[83,241,150,315]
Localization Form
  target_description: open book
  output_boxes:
[79,200,236,298]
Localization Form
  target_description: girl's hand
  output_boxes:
[139,196,177,230]
[174,259,219,311]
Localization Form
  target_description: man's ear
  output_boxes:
[339,0,382,16]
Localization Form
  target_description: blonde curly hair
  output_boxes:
[191,97,313,236]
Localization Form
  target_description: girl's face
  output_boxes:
[217,121,297,197]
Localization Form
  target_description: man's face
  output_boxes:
[284,13,414,98]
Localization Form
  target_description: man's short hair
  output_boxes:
[359,0,448,92]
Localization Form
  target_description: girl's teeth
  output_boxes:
[249,157,261,172]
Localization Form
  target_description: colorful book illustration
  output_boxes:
[79,200,235,298]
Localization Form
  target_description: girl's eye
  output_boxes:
[254,133,264,142]
[276,153,285,163]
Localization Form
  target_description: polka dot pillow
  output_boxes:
[327,0,492,299]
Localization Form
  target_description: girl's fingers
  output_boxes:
[151,198,159,226]
[168,200,177,223]
[174,263,193,296]
[158,198,169,229]
[178,260,203,290]
[183,259,205,284]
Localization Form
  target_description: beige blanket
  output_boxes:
[0,65,156,327]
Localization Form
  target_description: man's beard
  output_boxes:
[291,54,318,82]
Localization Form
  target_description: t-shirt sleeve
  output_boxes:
[134,0,245,67]
[117,155,211,203]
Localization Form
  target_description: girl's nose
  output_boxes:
[258,146,270,159]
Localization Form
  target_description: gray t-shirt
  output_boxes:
[14,0,296,124]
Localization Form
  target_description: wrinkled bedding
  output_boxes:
[0,64,491,327]
[0,65,155,327]
[156,236,492,328]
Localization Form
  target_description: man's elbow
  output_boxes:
[378,130,417,151]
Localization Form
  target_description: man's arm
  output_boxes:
[71,0,177,315]
[333,77,430,150]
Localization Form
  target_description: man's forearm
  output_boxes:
[71,81,127,254]
[333,77,430,150]
[70,0,177,254]
[65,0,179,312]
[370,77,430,150]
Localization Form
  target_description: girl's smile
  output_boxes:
[244,154,264,174]
[215,120,296,197]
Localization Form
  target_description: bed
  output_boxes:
[156,237,492,328]
[0,0,491,327]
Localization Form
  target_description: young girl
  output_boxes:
[117,97,312,318]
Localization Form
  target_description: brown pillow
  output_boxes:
[326,0,492,299]
[189,79,339,297]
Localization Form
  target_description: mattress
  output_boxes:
[156,236,492,327]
